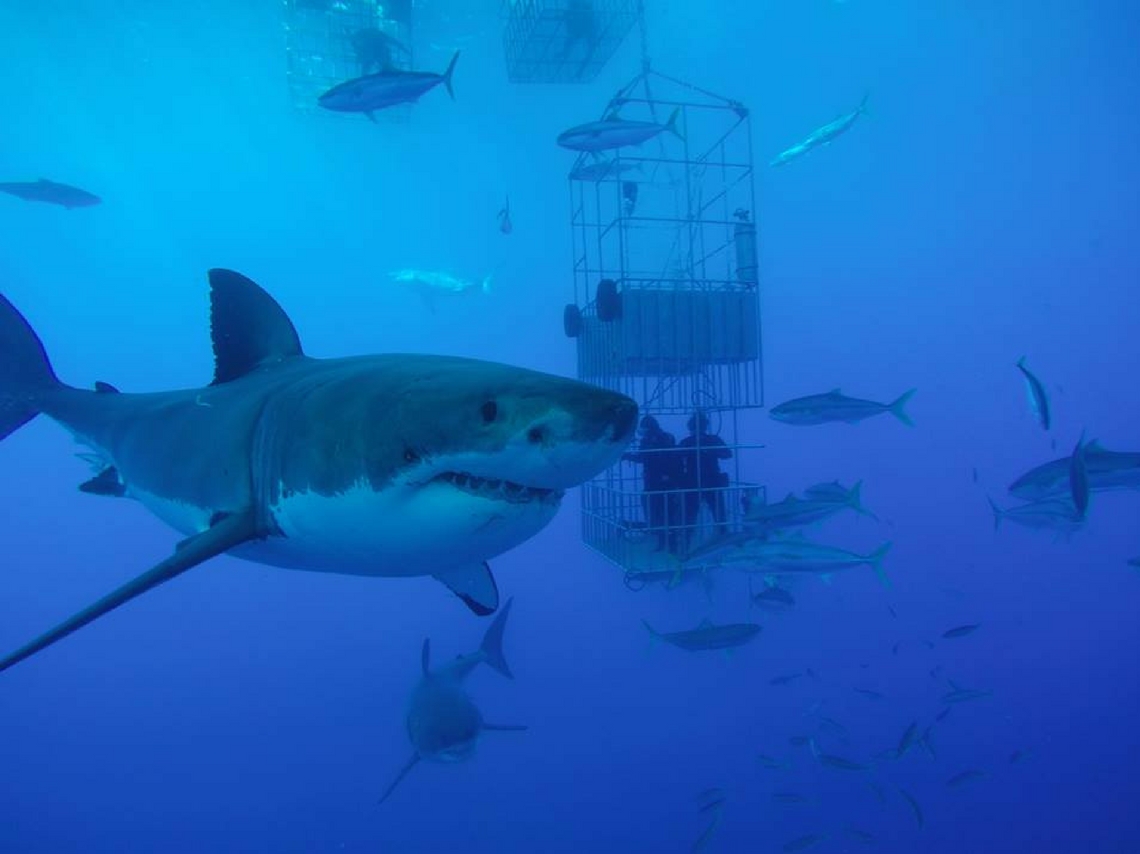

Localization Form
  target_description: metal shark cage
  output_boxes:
[283,0,414,119]
[501,0,640,83]
[562,69,765,584]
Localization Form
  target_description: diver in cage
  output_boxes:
[622,415,681,552]
[678,410,732,545]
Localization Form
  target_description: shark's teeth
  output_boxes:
[436,471,562,505]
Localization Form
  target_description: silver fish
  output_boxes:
[557,107,683,152]
[770,388,915,427]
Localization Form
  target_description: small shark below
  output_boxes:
[0,269,637,674]
[389,268,492,312]
[379,597,525,804]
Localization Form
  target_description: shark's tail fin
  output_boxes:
[0,293,61,440]
[663,106,685,141]
[479,596,514,679]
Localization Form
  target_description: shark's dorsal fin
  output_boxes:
[421,638,431,675]
[94,380,119,393]
[207,269,304,385]
[432,562,499,616]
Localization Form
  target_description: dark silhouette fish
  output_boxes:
[898,787,924,827]
[782,833,826,852]
[1008,440,1140,499]
[643,617,761,652]
[1069,431,1090,519]
[988,495,1086,534]
[1015,356,1051,430]
[0,178,100,209]
[497,195,512,234]
[749,581,796,611]
[946,769,988,788]
[817,753,869,771]
[942,623,980,639]
[319,51,459,121]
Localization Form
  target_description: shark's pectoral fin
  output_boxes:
[433,562,499,616]
[0,510,261,674]
[483,723,528,732]
[78,467,126,498]
[378,753,420,805]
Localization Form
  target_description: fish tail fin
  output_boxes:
[481,275,493,294]
[888,388,916,426]
[868,541,893,587]
[442,50,460,100]
[664,106,685,141]
[641,619,660,645]
[478,597,514,679]
[858,92,871,115]
[986,495,1002,531]
[849,480,878,519]
[0,293,62,440]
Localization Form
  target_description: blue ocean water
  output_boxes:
[1,1,1138,852]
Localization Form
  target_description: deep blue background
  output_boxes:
[1,1,1138,851]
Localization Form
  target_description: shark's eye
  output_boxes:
[480,401,498,423]
[528,426,547,444]
[404,448,420,463]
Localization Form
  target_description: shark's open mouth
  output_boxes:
[436,471,563,505]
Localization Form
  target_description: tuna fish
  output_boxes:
[318,51,459,120]
[0,178,100,209]
[769,388,916,427]
[556,107,683,152]
[770,94,869,167]
[643,617,761,652]
[1015,356,1051,431]
[1008,440,1140,499]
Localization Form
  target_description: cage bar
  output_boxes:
[501,0,639,84]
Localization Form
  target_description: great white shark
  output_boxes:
[379,596,525,805]
[0,269,637,673]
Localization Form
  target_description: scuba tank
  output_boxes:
[733,208,758,285]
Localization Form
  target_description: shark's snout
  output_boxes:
[569,390,638,445]
[606,395,639,444]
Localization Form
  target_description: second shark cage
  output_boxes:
[562,69,766,586]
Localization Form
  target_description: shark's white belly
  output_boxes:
[235,480,561,577]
